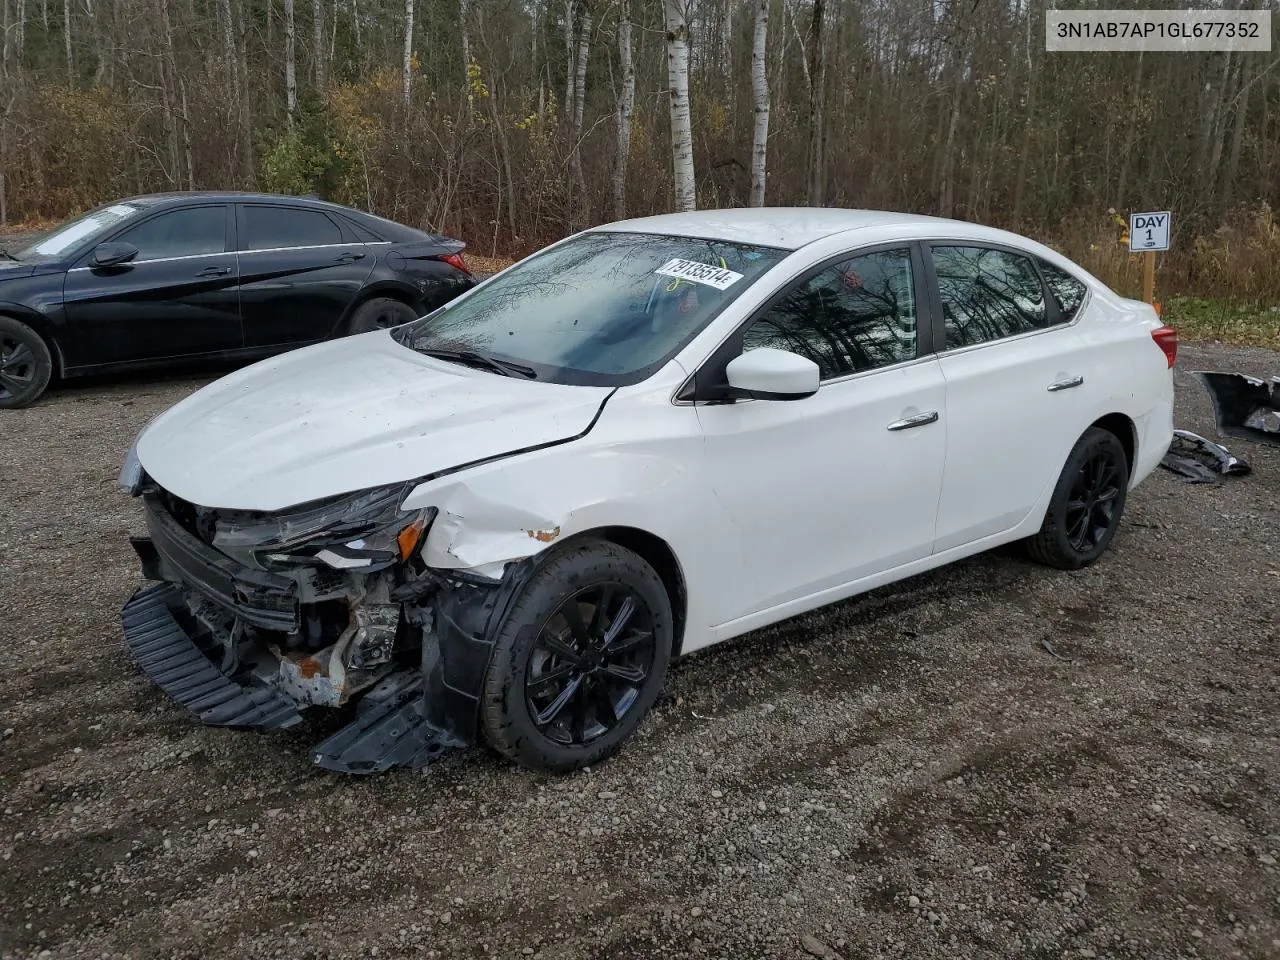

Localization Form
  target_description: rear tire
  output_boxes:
[481,540,673,773]
[0,316,53,410]
[1026,427,1129,570]
[346,297,420,335]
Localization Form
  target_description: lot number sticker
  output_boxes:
[1129,211,1171,252]
[655,258,744,290]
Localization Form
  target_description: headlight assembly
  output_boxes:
[211,483,436,571]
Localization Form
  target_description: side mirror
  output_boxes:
[90,242,139,269]
[725,348,820,401]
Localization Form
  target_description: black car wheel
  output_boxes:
[481,540,673,773]
[347,297,420,335]
[1026,426,1129,570]
[0,317,53,410]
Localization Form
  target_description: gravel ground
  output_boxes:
[1,343,1278,960]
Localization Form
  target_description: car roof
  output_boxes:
[591,207,1025,251]
[114,192,433,241]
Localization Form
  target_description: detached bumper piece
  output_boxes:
[122,584,303,730]
[311,673,464,775]
[1193,371,1280,447]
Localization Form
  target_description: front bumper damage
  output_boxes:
[121,491,528,774]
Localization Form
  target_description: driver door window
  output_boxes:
[742,248,918,379]
[115,206,228,261]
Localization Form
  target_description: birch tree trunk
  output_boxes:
[664,0,695,211]
[804,0,826,206]
[284,0,298,119]
[62,0,71,80]
[612,0,635,220]
[401,0,414,105]
[3,2,11,76]
[748,0,769,206]
[312,0,326,92]
[562,0,574,117]
[15,0,25,64]
[566,0,589,223]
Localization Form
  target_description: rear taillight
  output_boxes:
[437,252,471,275]
[1151,325,1178,368]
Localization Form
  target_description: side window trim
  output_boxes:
[923,240,1077,355]
[678,240,937,404]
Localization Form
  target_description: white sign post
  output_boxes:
[1129,210,1171,304]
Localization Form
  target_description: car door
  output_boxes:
[692,245,947,618]
[61,204,241,365]
[235,203,375,349]
[925,243,1102,552]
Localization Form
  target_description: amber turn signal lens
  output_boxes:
[396,517,426,560]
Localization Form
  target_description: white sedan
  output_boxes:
[118,209,1176,774]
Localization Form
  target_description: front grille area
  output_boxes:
[141,491,300,632]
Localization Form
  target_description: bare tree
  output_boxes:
[312,0,326,92]
[664,0,694,211]
[748,0,769,206]
[612,0,634,220]
[804,0,825,206]
[61,0,70,80]
[401,0,413,105]
[283,0,297,119]
[459,0,470,77]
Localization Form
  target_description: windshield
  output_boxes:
[15,202,148,261]
[392,231,786,386]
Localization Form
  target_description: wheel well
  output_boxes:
[587,526,688,657]
[343,287,420,329]
[1091,413,1136,478]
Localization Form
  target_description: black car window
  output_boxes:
[1038,258,1088,323]
[341,217,384,243]
[241,206,343,250]
[115,206,227,261]
[932,245,1048,348]
[741,248,918,380]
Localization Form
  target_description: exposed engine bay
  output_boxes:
[122,480,531,774]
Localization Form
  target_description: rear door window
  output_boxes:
[240,206,344,250]
[931,245,1048,349]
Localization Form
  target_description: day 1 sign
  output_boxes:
[1129,211,1171,252]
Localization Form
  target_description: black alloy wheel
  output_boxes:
[0,317,54,409]
[1026,426,1129,570]
[525,584,658,747]
[347,297,420,335]
[1064,448,1123,552]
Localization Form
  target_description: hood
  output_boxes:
[136,332,612,511]
[0,261,36,278]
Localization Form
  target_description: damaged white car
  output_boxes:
[119,209,1176,774]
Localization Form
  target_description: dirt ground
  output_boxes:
[1,343,1277,960]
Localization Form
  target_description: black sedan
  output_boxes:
[0,192,476,408]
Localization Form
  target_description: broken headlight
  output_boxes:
[211,483,435,572]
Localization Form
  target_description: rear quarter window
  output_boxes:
[1038,259,1089,323]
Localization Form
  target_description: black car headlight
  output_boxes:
[212,483,435,572]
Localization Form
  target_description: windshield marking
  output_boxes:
[654,258,744,290]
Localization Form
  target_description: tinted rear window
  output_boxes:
[241,206,343,250]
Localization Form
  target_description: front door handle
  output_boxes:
[1047,376,1084,392]
[196,265,231,278]
[887,411,939,431]
[335,251,367,263]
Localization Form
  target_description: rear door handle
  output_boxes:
[887,411,939,431]
[1047,376,1084,392]
[196,265,231,278]
[335,251,367,263]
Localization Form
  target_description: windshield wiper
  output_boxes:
[0,248,18,262]
[420,347,537,379]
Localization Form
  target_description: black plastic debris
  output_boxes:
[1160,429,1251,484]
[1193,371,1280,447]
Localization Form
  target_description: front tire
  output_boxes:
[481,540,673,773]
[346,297,420,335]
[0,316,53,410]
[1026,427,1129,570]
